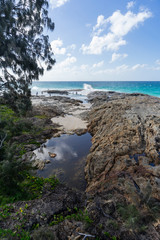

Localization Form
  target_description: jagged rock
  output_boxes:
[0,184,85,236]
[85,93,160,239]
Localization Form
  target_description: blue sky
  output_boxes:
[42,0,160,81]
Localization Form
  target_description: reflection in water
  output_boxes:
[34,133,92,191]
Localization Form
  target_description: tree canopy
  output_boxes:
[0,0,55,114]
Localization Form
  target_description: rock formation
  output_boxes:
[85,92,160,239]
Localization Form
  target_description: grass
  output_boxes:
[0,175,59,206]
[21,175,59,200]
[34,115,47,119]
[49,207,93,226]
[0,228,31,240]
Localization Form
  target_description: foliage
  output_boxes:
[104,232,117,240]
[0,228,31,240]
[0,104,35,144]
[21,175,59,200]
[49,207,93,226]
[0,0,55,114]
[0,104,58,204]
[107,219,119,230]
[34,115,47,119]
[0,106,34,196]
[0,173,59,205]
[118,204,141,229]
[0,143,34,199]
[31,227,55,240]
[0,204,13,220]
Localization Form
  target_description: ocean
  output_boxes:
[31,81,160,99]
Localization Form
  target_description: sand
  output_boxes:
[51,115,88,131]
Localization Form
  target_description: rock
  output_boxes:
[85,93,160,239]
[48,152,57,158]
[43,90,69,95]
[45,159,51,164]
[0,184,85,237]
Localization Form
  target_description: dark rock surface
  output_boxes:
[43,90,69,95]
[0,184,86,239]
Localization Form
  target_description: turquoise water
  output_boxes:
[31,81,160,98]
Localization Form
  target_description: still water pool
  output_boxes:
[34,133,92,191]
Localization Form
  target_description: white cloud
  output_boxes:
[49,0,69,9]
[93,63,149,75]
[56,56,77,68]
[132,64,146,70]
[80,64,89,70]
[51,39,66,55]
[108,10,151,37]
[68,44,76,50]
[110,53,128,63]
[86,23,92,28]
[81,34,126,54]
[127,1,135,10]
[116,64,129,71]
[81,8,152,54]
[93,64,129,75]
[92,61,104,68]
[93,15,108,35]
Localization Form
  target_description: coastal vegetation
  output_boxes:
[0,0,56,205]
[0,103,58,204]
[0,0,55,114]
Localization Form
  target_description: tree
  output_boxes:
[0,0,55,114]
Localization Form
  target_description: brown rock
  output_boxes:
[85,93,160,239]
[48,152,57,158]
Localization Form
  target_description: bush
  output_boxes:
[0,143,33,199]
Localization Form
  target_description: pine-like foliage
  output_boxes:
[0,0,55,114]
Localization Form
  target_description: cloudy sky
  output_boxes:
[42,0,160,81]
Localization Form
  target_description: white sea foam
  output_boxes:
[79,83,94,96]
[31,86,47,95]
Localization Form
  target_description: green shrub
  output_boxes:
[21,175,59,200]
[0,143,33,199]
[0,228,31,240]
[118,204,141,229]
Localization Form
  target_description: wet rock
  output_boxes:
[43,89,69,95]
[45,159,51,164]
[74,128,87,136]
[48,152,57,158]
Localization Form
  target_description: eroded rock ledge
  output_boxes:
[85,91,160,239]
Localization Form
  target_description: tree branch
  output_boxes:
[78,232,95,240]
[0,133,7,149]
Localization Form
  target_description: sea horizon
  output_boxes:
[31,80,160,98]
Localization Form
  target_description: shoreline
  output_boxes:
[1,91,159,239]
[31,81,160,99]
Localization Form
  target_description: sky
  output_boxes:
[41,0,160,81]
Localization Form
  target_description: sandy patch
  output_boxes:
[51,115,88,131]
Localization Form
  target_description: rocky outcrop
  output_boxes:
[0,184,86,240]
[85,92,160,239]
[43,90,69,95]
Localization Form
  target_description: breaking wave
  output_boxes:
[80,83,94,96]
